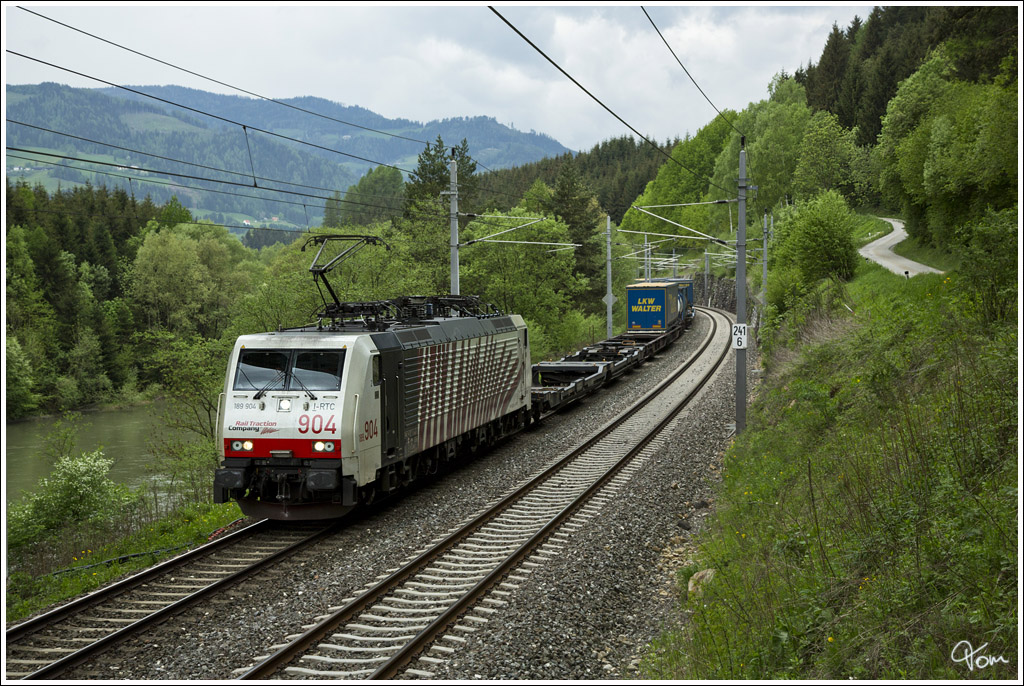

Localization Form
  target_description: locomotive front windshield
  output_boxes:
[233,349,345,392]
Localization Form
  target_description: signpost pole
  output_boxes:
[735,141,747,433]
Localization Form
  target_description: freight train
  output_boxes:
[213,236,695,519]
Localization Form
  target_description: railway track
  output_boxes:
[239,307,733,680]
[4,519,340,680]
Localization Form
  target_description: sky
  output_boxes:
[4,2,874,152]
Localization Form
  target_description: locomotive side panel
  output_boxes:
[409,331,527,455]
[397,317,530,457]
[369,332,404,465]
[349,342,383,487]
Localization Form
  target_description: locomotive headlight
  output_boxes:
[242,440,254,451]
[324,441,335,452]
[314,441,326,452]
[278,398,292,411]
[231,440,243,451]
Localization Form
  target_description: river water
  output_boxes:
[4,403,197,502]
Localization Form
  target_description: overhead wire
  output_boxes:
[15,6,502,176]
[489,6,733,197]
[9,158,443,241]
[640,6,758,199]
[6,119,411,207]
[11,204,314,239]
[8,153,333,217]
[7,150,446,222]
[7,54,511,215]
[7,50,417,176]
[641,6,745,140]
[16,6,431,147]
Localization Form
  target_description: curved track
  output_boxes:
[239,307,732,679]
[4,520,338,680]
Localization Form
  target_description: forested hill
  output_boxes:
[5,83,571,225]
[476,134,678,225]
[796,5,1017,146]
[92,85,570,169]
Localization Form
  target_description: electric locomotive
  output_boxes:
[213,236,531,519]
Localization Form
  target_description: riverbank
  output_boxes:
[4,400,200,501]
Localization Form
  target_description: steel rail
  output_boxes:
[240,307,728,679]
[6,519,271,643]
[10,521,341,681]
[368,308,731,678]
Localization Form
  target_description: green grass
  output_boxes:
[641,262,1017,679]
[6,502,243,623]
[853,214,894,247]
[891,235,962,272]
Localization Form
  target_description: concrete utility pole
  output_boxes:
[762,210,769,304]
[704,250,709,306]
[448,153,459,295]
[735,142,747,433]
[604,215,614,338]
[644,234,651,281]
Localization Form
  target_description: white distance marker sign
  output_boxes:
[732,323,748,350]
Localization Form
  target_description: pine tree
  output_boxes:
[548,160,604,310]
[806,23,851,113]
[405,136,477,209]
[324,190,344,228]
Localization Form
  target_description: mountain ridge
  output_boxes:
[5,82,573,225]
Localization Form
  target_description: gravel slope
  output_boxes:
[65,312,746,680]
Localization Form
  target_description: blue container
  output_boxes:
[662,278,695,325]
[626,282,680,330]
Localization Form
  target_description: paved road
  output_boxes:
[858,217,944,277]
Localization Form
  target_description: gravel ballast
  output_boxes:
[66,311,749,680]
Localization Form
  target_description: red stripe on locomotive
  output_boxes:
[223,437,341,459]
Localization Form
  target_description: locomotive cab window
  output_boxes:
[292,351,345,390]
[371,355,381,386]
[233,349,345,392]
[234,351,288,391]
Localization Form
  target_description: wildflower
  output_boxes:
[828,637,834,643]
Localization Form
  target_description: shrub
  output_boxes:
[955,206,1018,325]
[7,450,138,550]
[783,190,858,284]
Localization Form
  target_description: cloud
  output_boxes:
[5,4,872,152]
